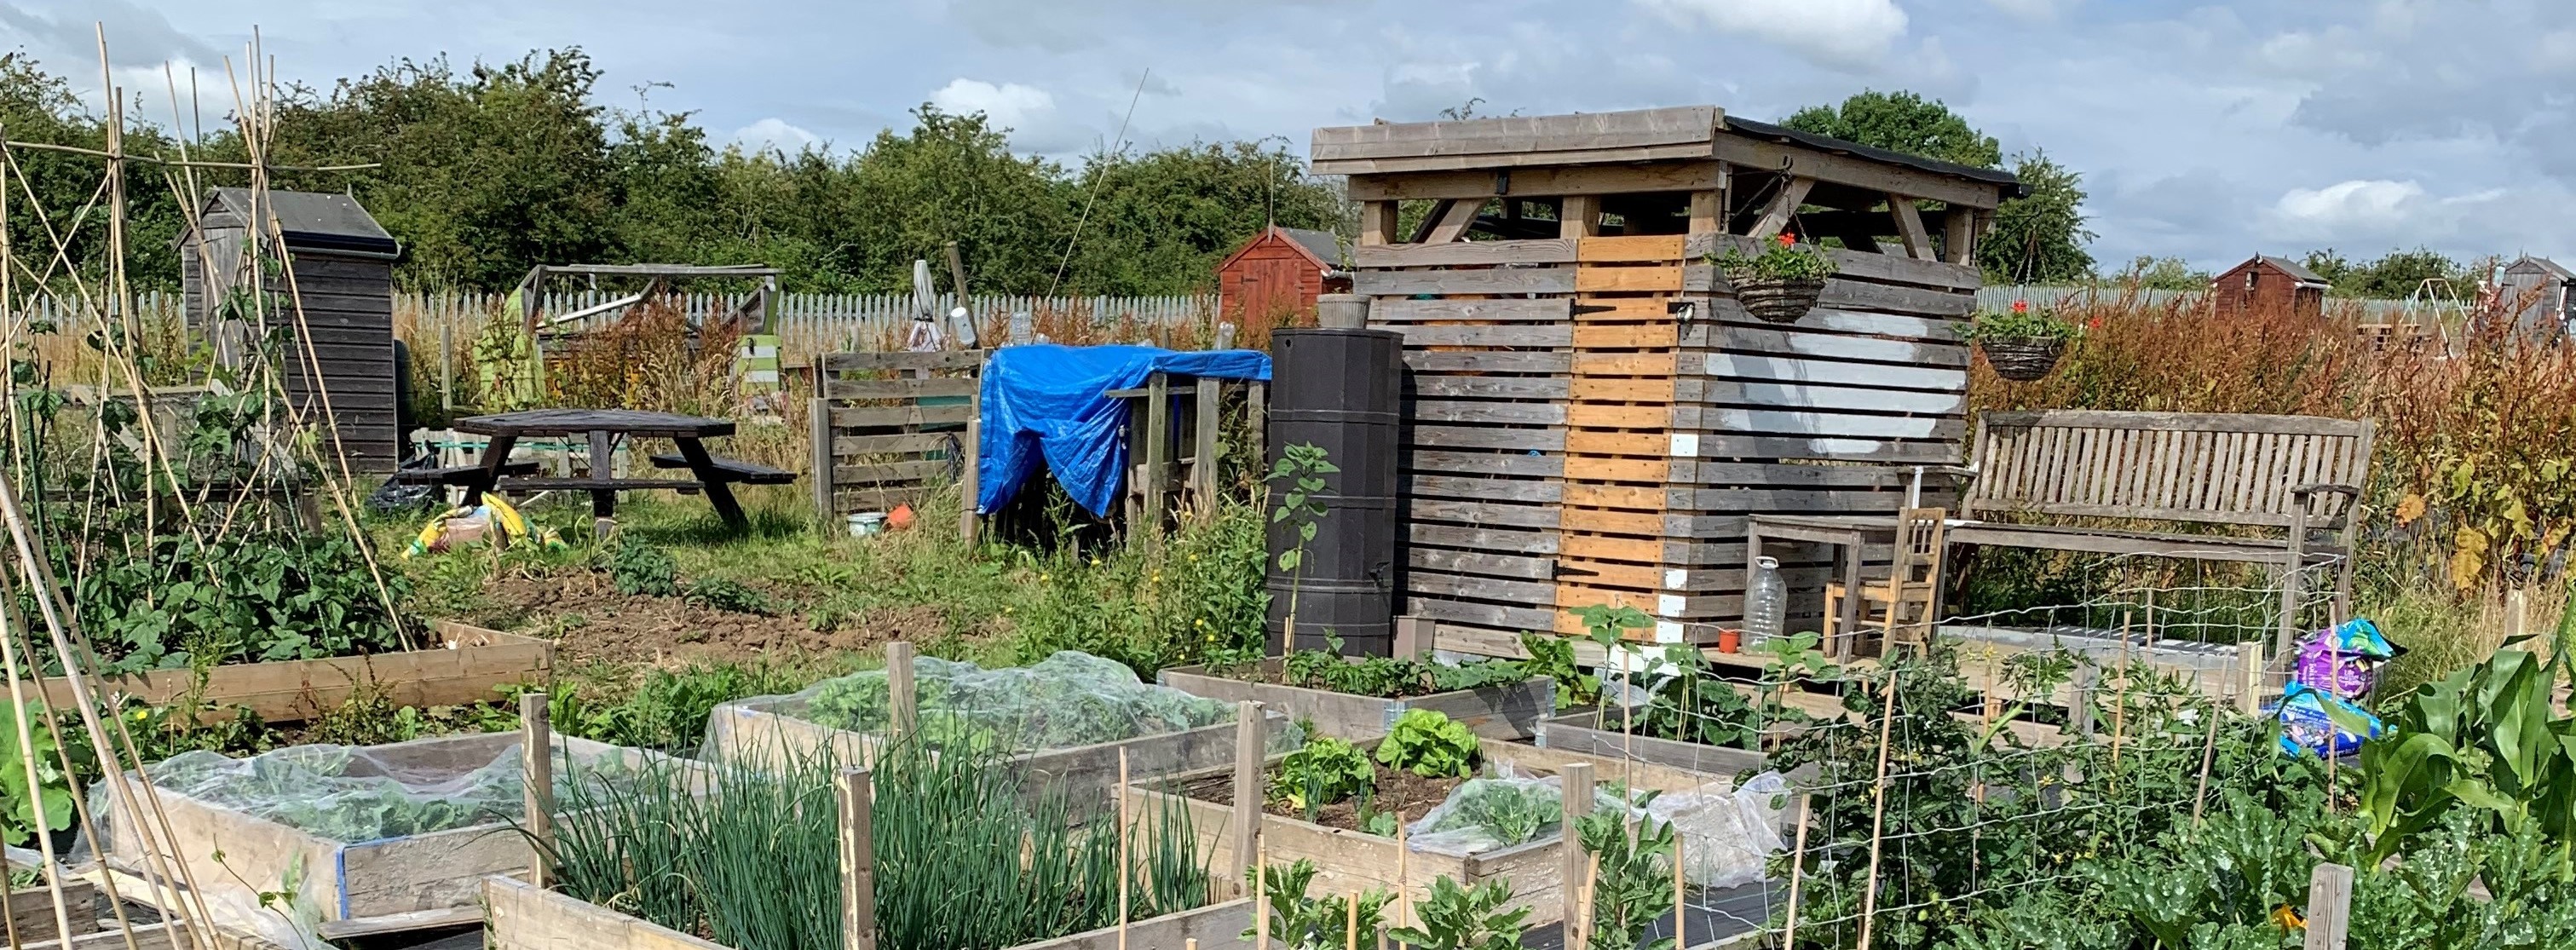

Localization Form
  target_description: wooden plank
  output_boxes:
[1748,177,1816,240]
[1409,376,1570,400]
[1410,522,1561,555]
[1391,325,1573,348]
[1692,435,1963,464]
[1561,195,1600,239]
[1345,163,1724,202]
[1560,534,1663,563]
[1712,135,2003,210]
[1693,381,1966,415]
[1409,475,1560,503]
[1354,268,1576,297]
[1572,324,1678,349]
[1559,507,1667,536]
[1413,400,1566,425]
[1570,298,1668,321]
[1535,710,1766,775]
[1569,377,1674,403]
[1688,233,1980,291]
[1360,201,1397,246]
[1370,297,1572,322]
[1407,571,1559,607]
[1573,351,1674,375]
[1409,450,1563,477]
[832,433,958,456]
[1565,430,1668,456]
[1719,326,1970,368]
[1578,235,1688,263]
[1410,547,1559,581]
[1408,597,1559,632]
[821,350,986,372]
[1888,197,1936,261]
[1977,410,2372,438]
[1576,266,1683,293]
[1423,198,1486,243]
[832,460,955,484]
[1690,408,1963,440]
[1701,353,1963,394]
[36,622,550,723]
[1709,304,1961,343]
[1323,141,1721,176]
[1406,498,1561,530]
[1563,456,1669,483]
[1355,239,1576,268]
[1410,426,1565,452]
[1313,107,1720,163]
[1403,351,1571,374]
[3,878,96,943]
[1562,484,1668,510]
[485,877,729,950]
[825,377,979,400]
[831,404,974,428]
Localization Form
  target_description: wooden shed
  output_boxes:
[2498,256,2573,336]
[1218,226,1348,325]
[1309,105,2020,648]
[179,188,402,473]
[2211,255,2327,320]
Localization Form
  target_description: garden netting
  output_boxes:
[113,736,627,843]
[1406,766,1793,889]
[711,649,1304,756]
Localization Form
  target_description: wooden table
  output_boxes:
[429,409,766,531]
[1744,514,1891,659]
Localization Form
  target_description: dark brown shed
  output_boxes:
[2210,255,2327,320]
[178,188,403,473]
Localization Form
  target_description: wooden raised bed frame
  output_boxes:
[1127,740,1726,929]
[1155,659,1553,740]
[104,731,660,937]
[37,620,550,723]
[1534,708,1767,777]
[483,876,1259,950]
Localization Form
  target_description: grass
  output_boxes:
[547,739,1213,950]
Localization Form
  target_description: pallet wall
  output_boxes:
[1363,235,1975,647]
[809,350,983,517]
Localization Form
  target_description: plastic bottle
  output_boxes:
[1745,556,1788,646]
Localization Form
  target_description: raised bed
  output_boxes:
[1127,740,1726,929]
[1155,659,1553,740]
[1534,709,1768,777]
[482,876,1259,950]
[102,731,667,938]
[37,620,550,723]
[704,696,1284,803]
[3,865,98,944]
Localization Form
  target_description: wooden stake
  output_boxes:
[2305,863,2354,950]
[1780,795,1812,947]
[2190,701,2223,833]
[1394,810,1410,930]
[1673,833,1687,950]
[1560,763,1594,950]
[887,640,917,742]
[1856,673,1901,950]
[1119,747,1132,950]
[838,768,877,950]
[1256,840,1270,950]
[1346,891,1360,950]
[1232,700,1262,892]
[520,692,554,890]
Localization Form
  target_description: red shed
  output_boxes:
[2211,255,2328,319]
[1217,226,1348,327]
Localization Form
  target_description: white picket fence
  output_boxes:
[1975,285,2416,320]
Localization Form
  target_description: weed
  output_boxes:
[602,536,679,596]
[683,577,773,614]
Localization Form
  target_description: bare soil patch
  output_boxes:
[481,571,945,665]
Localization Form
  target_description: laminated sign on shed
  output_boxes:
[178,187,404,473]
[1308,106,2020,646]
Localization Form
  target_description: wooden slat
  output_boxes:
[832,460,954,484]
[1979,410,2373,438]
[1564,431,1668,456]
[822,350,986,371]
[1410,377,1571,400]
[1575,266,1683,293]
[1354,239,1576,268]
[1560,507,1668,536]
[1409,450,1563,477]
[1688,233,1980,290]
[1313,107,1720,164]
[1563,484,1667,510]
[1409,475,1561,503]
[831,404,974,428]
[1403,351,1571,374]
[1410,548,1556,580]
[1411,522,1562,555]
[1569,377,1674,402]
[1414,401,1566,425]
[833,433,957,455]
[1693,435,1963,464]
[1412,425,1565,451]
[1563,455,1669,482]
[1391,325,1573,347]
[1346,163,1726,201]
[1718,326,1970,368]
[1407,498,1561,530]
[1572,352,1675,375]
[1570,298,1668,321]
[825,377,979,400]
[1354,267,1576,297]
[1372,297,1573,323]
[1703,353,1966,392]
[1571,324,1678,348]
[1577,235,1688,262]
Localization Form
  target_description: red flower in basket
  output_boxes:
[2012,299,2031,314]
[1776,233,1797,247]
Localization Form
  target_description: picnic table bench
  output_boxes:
[390,409,793,532]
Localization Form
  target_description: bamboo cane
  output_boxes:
[1855,672,1901,950]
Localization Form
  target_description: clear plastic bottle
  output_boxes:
[1745,556,1788,645]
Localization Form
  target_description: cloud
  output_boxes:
[732,118,821,153]
[0,0,222,90]
[1984,0,2071,20]
[2262,178,2510,245]
[929,78,1056,130]
[1635,0,1908,70]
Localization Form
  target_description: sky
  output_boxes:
[1,0,2566,273]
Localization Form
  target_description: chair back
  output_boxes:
[1892,507,1948,587]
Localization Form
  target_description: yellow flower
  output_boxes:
[1040,573,1050,582]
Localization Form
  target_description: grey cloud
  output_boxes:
[0,0,222,72]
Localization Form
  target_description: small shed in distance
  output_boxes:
[2211,255,2327,320]
[178,188,403,473]
[1217,226,1348,328]
[2498,256,2574,336]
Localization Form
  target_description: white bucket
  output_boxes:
[848,512,888,538]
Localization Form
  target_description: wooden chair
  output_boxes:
[1824,508,1949,657]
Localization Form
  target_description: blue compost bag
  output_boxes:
[2269,682,2383,759]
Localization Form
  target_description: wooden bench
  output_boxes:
[1946,410,2374,653]
[387,461,540,486]
[648,452,798,485]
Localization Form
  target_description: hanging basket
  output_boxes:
[1980,337,2066,382]
[1732,276,1828,324]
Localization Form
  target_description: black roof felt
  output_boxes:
[1725,118,2029,199]
[206,187,400,256]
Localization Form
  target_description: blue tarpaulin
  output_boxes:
[977,344,1272,516]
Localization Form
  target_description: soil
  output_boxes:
[1177,760,1477,834]
[1207,662,1453,700]
[480,571,947,666]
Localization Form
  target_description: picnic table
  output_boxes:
[393,409,793,531]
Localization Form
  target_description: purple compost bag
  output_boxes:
[2293,619,2396,699]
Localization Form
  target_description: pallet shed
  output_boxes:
[2499,256,2574,336]
[1309,106,2020,647]
[178,188,402,473]
[2211,255,2327,320]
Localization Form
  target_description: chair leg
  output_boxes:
[1824,586,1842,648]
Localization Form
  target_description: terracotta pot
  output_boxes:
[886,504,916,531]
[1718,628,1743,653]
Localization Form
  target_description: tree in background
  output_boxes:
[1059,140,1345,296]
[2118,256,2212,291]
[1785,90,2094,285]
[2302,247,2469,299]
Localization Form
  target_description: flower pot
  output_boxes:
[1980,337,2066,382]
[1717,628,1742,653]
[1732,276,1828,324]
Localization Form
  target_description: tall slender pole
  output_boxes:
[1780,796,1812,947]
[1118,747,1132,950]
[839,768,877,950]
[520,692,554,890]
[1560,762,1594,950]
[887,640,917,742]
[1856,675,1902,950]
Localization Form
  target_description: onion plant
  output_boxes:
[544,738,1211,950]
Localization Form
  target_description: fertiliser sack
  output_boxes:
[2269,682,2382,758]
[1645,770,1792,890]
[2292,618,2400,699]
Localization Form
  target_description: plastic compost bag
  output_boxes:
[2269,682,2383,758]
[2293,618,2400,700]
[710,649,1303,757]
[1648,770,1792,890]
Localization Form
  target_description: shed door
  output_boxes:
[1239,256,1310,325]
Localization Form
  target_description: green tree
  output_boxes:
[1061,140,1343,295]
[1979,151,2095,285]
[2118,256,2210,291]
[2302,247,2464,299]
[837,105,1069,294]
[1784,89,2001,170]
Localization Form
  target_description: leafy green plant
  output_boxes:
[1244,859,1392,950]
[1268,443,1339,643]
[0,702,72,846]
[1709,233,1840,282]
[1274,735,1374,816]
[1260,633,1533,700]
[1637,646,1763,749]
[1387,876,1530,950]
[603,536,679,596]
[1576,809,1678,950]
[1963,299,2083,343]
[1518,633,1599,711]
[2354,645,2576,865]
[1432,781,1559,848]
[1376,709,1478,779]
[72,528,412,672]
[683,576,773,614]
